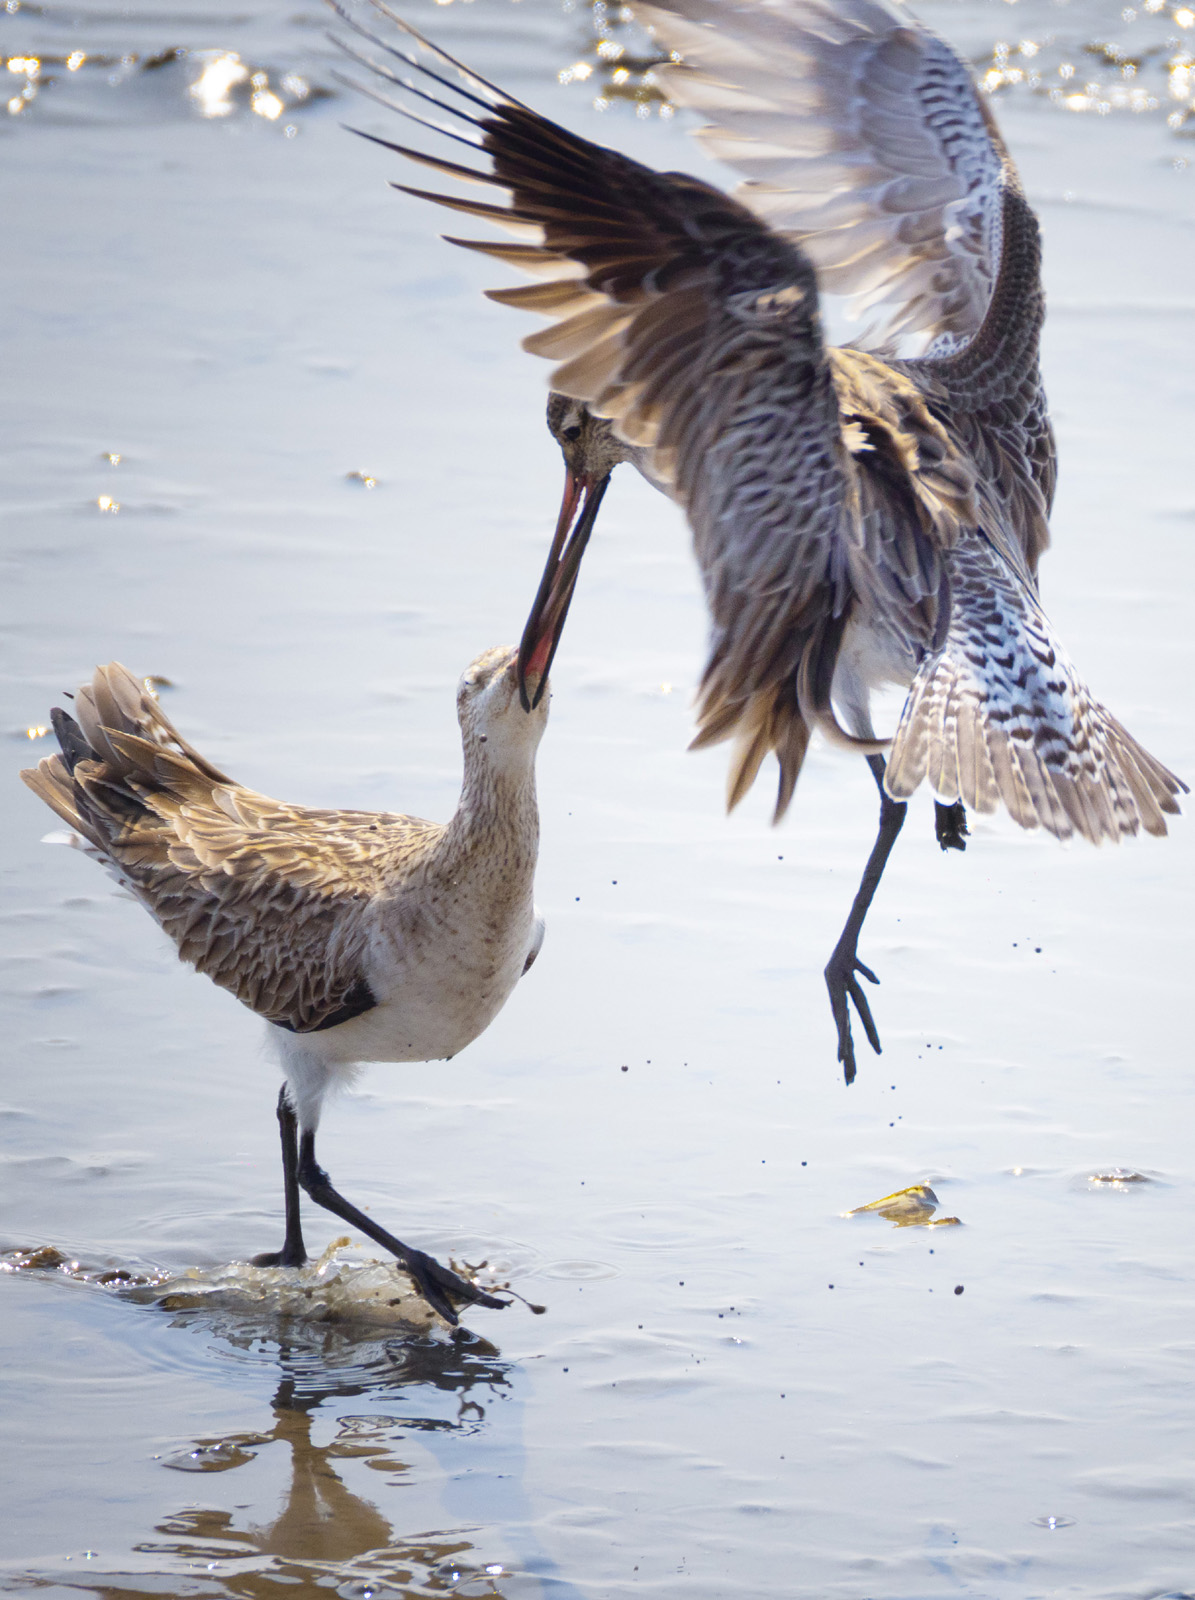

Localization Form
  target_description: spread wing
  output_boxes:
[332,7,973,792]
[633,0,1009,354]
[21,663,438,1032]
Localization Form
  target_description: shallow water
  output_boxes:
[3,1,1195,1596]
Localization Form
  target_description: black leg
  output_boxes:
[824,754,907,1087]
[935,799,968,852]
[295,1131,508,1327]
[252,1086,308,1268]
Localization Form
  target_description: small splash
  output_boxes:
[2,1238,515,1328]
[1032,1514,1077,1529]
[847,1184,962,1228]
[345,469,379,489]
[1,1243,163,1287]
[142,1237,442,1331]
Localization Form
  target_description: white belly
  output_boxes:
[299,895,539,1068]
[832,613,919,740]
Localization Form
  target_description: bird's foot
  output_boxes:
[935,800,969,853]
[403,1248,510,1326]
[825,951,882,1087]
[251,1244,308,1269]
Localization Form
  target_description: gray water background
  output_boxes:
[2,0,1195,1594]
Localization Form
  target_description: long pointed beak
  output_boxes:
[517,468,610,711]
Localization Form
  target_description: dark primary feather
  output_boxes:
[340,0,1183,840]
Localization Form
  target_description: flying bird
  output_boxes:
[21,633,567,1324]
[332,0,1184,1079]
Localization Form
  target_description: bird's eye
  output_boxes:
[563,424,582,442]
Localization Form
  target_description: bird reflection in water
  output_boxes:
[143,1329,519,1596]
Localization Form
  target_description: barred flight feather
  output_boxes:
[337,0,1181,840]
[885,537,1185,841]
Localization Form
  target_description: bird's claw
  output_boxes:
[406,1249,509,1326]
[935,800,969,853]
[825,954,882,1086]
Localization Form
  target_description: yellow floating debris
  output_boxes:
[847,1183,961,1228]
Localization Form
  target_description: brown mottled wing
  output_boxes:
[108,787,432,1033]
[632,0,1008,355]
[633,0,1055,570]
[895,178,1055,577]
[336,11,957,788]
[938,379,1055,578]
[21,663,436,1032]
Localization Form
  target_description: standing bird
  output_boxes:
[333,0,1184,1079]
[21,630,570,1324]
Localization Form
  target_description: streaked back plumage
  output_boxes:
[332,0,1184,843]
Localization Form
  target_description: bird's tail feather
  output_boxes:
[885,537,1185,842]
[21,664,231,860]
[691,679,812,823]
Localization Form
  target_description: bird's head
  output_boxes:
[457,644,550,768]
[516,395,633,709]
[545,393,634,482]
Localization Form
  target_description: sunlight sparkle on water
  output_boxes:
[976,8,1195,129]
[252,88,284,120]
[189,52,247,118]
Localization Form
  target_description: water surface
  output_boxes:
[3,1,1194,1595]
